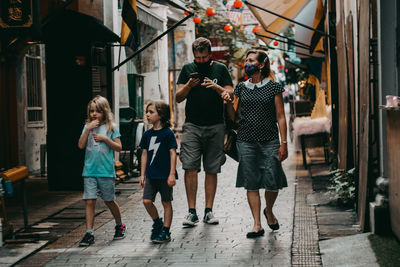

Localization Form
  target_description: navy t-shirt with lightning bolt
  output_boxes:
[139,127,178,180]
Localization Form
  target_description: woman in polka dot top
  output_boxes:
[223,50,288,238]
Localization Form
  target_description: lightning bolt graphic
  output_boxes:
[148,136,160,165]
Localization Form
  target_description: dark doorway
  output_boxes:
[43,10,119,190]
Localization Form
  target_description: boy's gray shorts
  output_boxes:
[179,122,226,174]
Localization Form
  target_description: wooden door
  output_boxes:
[336,3,348,170]
[345,14,356,168]
[358,0,370,231]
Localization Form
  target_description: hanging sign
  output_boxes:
[0,0,33,28]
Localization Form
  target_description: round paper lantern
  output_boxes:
[184,11,189,15]
[224,24,233,32]
[233,0,244,9]
[278,64,284,69]
[273,40,279,46]
[206,8,216,17]
[193,17,201,24]
[244,75,249,80]
[252,26,259,33]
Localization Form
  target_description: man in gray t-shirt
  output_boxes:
[176,37,233,226]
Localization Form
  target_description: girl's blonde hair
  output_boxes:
[86,95,114,133]
[146,101,171,128]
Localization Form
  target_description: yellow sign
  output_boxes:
[0,0,33,28]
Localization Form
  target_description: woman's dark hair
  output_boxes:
[246,49,271,78]
[146,101,171,128]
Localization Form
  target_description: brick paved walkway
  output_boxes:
[36,146,296,267]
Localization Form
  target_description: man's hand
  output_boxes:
[201,77,217,90]
[187,77,201,88]
[167,174,176,187]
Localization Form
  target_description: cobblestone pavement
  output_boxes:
[35,145,296,267]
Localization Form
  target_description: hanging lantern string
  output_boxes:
[255,27,320,53]
[255,33,311,51]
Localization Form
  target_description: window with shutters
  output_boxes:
[25,55,43,126]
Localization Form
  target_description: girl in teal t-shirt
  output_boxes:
[77,95,126,246]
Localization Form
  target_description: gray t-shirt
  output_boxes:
[234,79,284,142]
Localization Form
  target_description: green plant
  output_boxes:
[328,168,356,206]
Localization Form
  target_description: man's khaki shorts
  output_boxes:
[180,122,226,174]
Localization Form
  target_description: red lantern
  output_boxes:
[184,7,191,15]
[252,26,259,34]
[224,24,233,32]
[206,8,216,17]
[233,0,244,9]
[244,75,249,80]
[273,40,279,46]
[193,17,201,24]
[278,64,284,69]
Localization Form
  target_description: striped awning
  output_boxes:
[247,0,310,41]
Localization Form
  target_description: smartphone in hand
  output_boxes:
[190,72,200,79]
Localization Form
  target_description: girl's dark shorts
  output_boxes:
[143,178,173,202]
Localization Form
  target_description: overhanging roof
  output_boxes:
[247,0,311,43]
[247,0,325,58]
[42,9,120,43]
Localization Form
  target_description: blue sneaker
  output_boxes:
[151,219,163,241]
[152,229,171,244]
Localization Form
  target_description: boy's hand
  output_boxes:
[87,119,99,130]
[167,174,176,187]
[139,176,145,188]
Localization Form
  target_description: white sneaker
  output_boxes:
[183,213,199,226]
[203,211,219,224]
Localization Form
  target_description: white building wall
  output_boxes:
[174,18,196,130]
[143,6,169,103]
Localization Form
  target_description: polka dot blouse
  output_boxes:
[233,78,284,142]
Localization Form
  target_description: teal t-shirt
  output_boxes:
[81,124,121,178]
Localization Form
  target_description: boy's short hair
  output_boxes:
[192,37,212,54]
[146,101,171,128]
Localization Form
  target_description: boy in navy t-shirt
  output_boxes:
[139,101,178,243]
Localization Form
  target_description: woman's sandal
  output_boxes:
[264,208,279,231]
[246,229,265,238]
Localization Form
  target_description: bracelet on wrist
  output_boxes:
[281,140,288,144]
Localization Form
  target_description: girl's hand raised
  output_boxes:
[87,119,99,130]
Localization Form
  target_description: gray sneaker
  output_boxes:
[203,211,219,224]
[183,213,199,226]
